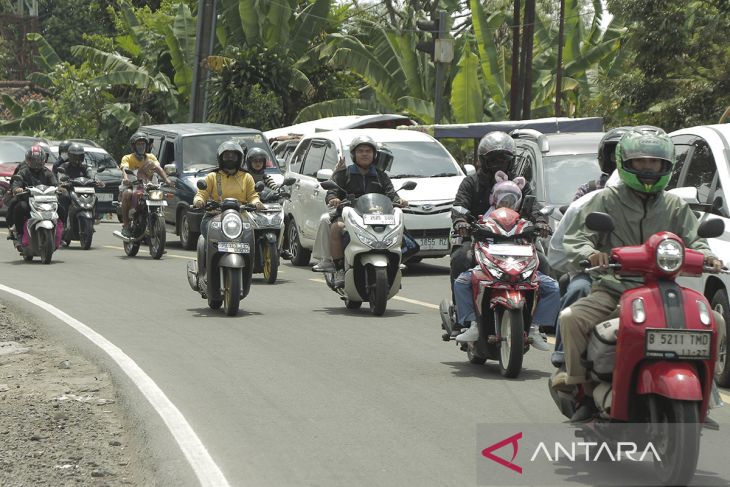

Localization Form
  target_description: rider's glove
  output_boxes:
[536,222,551,238]
[454,221,470,237]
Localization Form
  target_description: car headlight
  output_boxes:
[222,213,243,239]
[656,238,683,273]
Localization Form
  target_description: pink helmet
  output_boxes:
[490,170,526,210]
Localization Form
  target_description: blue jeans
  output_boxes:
[554,273,592,351]
[453,270,560,328]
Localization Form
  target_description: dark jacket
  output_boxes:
[451,172,546,226]
[11,166,57,192]
[58,162,93,180]
[325,165,401,205]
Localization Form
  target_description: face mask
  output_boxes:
[221,159,239,173]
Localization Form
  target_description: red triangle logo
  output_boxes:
[481,432,523,474]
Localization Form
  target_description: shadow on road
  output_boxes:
[402,261,450,277]
[251,277,293,285]
[187,307,264,318]
[442,360,552,382]
[313,306,419,318]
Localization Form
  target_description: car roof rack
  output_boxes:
[509,129,549,153]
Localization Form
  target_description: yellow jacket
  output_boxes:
[120,153,159,171]
[193,170,260,206]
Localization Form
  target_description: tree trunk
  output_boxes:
[521,0,535,120]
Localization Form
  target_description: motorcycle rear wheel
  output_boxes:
[649,396,700,486]
[149,214,166,259]
[497,307,524,378]
[223,268,241,316]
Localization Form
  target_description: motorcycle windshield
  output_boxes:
[353,193,394,216]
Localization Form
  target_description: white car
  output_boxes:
[282,128,470,265]
[668,124,730,386]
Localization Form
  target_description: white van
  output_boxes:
[282,128,468,265]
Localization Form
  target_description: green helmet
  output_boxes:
[615,129,675,193]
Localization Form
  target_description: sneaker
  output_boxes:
[280,249,292,260]
[333,269,345,288]
[121,226,132,239]
[456,322,479,343]
[312,260,336,272]
[550,370,575,393]
[529,325,551,351]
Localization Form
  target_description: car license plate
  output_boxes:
[415,237,449,251]
[645,329,712,359]
[96,193,113,201]
[218,242,250,253]
[363,214,395,225]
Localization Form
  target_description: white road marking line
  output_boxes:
[392,295,439,309]
[0,284,230,487]
[103,245,193,260]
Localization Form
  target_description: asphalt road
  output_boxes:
[2,223,730,486]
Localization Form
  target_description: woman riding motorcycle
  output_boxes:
[243,147,278,191]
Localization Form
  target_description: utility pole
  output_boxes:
[189,0,217,122]
[555,0,565,117]
[416,10,453,124]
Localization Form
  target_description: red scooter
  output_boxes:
[440,206,540,378]
[549,211,725,486]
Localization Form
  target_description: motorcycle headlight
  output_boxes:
[222,213,243,239]
[148,190,164,201]
[656,238,683,273]
[353,227,379,248]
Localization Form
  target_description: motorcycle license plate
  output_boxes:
[487,244,533,256]
[218,242,250,253]
[645,329,712,359]
[415,237,449,251]
[146,200,167,206]
[363,214,395,225]
[75,187,95,194]
[96,193,113,201]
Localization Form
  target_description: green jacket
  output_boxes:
[562,183,714,296]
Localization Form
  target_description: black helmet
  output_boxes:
[597,127,632,174]
[68,143,85,165]
[129,131,151,155]
[477,132,516,173]
[349,135,378,163]
[58,140,72,159]
[26,145,45,170]
[245,147,268,174]
[217,140,244,172]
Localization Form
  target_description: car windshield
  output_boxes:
[0,142,27,164]
[383,141,460,178]
[181,134,280,173]
[543,154,602,205]
[85,152,118,169]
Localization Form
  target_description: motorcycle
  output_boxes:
[548,212,725,486]
[12,185,63,264]
[316,180,417,316]
[58,167,105,250]
[186,179,257,316]
[250,179,294,284]
[439,206,541,378]
[112,169,167,259]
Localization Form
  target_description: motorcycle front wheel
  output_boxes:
[124,239,140,257]
[79,218,93,250]
[39,228,53,264]
[649,396,700,486]
[262,242,279,284]
[223,267,241,316]
[368,267,388,316]
[149,214,166,259]
[497,307,524,378]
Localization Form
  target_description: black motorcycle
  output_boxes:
[113,169,167,259]
[186,180,257,316]
[58,167,105,250]
[250,179,294,283]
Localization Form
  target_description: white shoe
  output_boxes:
[333,269,345,288]
[312,260,335,272]
[456,322,479,343]
[529,325,550,351]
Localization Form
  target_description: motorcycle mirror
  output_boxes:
[399,181,417,191]
[559,205,569,214]
[521,194,535,217]
[124,168,134,175]
[282,177,297,186]
[255,181,265,192]
[196,179,208,190]
[585,212,615,233]
[319,180,339,191]
[697,218,724,238]
[57,167,66,174]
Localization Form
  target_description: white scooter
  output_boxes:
[317,180,416,316]
[13,185,61,264]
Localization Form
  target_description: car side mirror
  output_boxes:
[712,195,724,215]
[96,166,106,173]
[698,218,724,239]
[585,212,615,233]
[463,164,476,176]
[164,165,177,176]
[196,179,207,190]
[667,186,699,204]
[316,168,333,182]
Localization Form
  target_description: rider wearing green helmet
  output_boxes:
[615,128,675,194]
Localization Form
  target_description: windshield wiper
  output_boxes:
[390,173,423,179]
[431,172,458,177]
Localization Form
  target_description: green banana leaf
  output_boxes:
[450,43,483,124]
[26,33,61,72]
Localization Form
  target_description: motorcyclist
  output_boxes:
[57,143,104,232]
[192,141,264,239]
[453,171,557,350]
[319,135,408,288]
[243,148,279,191]
[7,142,51,239]
[9,145,66,248]
[52,140,72,176]
[554,128,725,420]
[119,132,172,238]
[550,126,632,355]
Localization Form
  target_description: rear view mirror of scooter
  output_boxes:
[585,212,615,233]
[697,218,724,238]
[319,180,342,192]
[398,181,417,191]
[197,179,208,190]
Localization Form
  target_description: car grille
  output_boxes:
[407,228,451,239]
[402,201,453,215]
[95,186,119,213]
